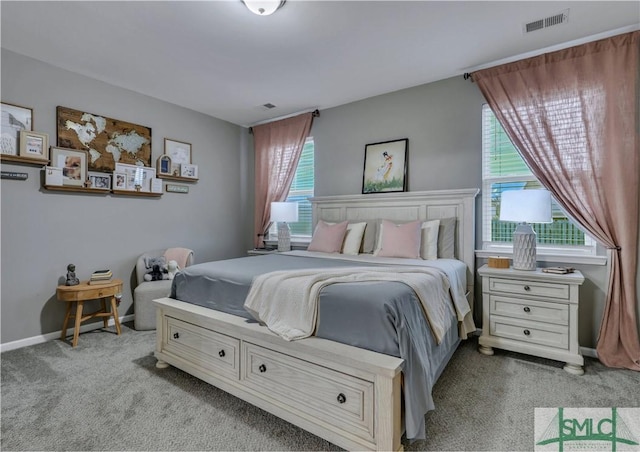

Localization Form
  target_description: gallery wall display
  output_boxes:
[56,106,152,172]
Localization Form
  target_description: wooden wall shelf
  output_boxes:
[157,174,198,182]
[43,185,161,197]
[1,155,49,166]
[44,185,110,194]
[112,190,162,197]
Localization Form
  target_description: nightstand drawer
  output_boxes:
[489,277,569,300]
[490,315,568,349]
[490,295,569,325]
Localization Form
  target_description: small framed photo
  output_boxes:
[156,154,172,176]
[50,146,88,187]
[87,171,111,190]
[19,130,49,160]
[1,102,33,156]
[164,138,191,176]
[362,138,408,194]
[180,163,198,179]
[113,172,127,190]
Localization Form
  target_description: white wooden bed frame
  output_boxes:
[154,188,479,451]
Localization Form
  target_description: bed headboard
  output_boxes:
[310,188,480,307]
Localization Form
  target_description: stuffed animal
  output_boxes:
[143,256,169,281]
[166,260,180,280]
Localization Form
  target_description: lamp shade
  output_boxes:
[242,0,285,16]
[500,189,552,224]
[271,202,298,223]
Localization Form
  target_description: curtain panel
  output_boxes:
[253,112,314,248]
[472,31,640,370]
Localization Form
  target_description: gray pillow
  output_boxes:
[437,217,456,259]
[360,220,378,254]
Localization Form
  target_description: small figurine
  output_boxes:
[66,263,80,286]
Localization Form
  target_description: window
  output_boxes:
[481,105,596,256]
[267,137,314,240]
[286,137,314,237]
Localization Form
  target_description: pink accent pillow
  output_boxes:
[376,220,422,258]
[307,220,349,253]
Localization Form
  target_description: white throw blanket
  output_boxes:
[244,266,458,343]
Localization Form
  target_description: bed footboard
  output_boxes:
[154,297,404,451]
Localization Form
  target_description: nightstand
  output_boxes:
[247,249,279,256]
[477,264,585,375]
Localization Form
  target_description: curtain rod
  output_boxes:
[248,109,319,134]
[462,24,639,83]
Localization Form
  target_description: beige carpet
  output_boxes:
[1,322,638,451]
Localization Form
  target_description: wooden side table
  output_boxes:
[56,279,123,347]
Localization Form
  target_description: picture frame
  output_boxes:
[56,106,152,172]
[1,102,33,156]
[156,154,172,176]
[115,163,156,192]
[180,163,198,179]
[19,130,49,160]
[50,146,88,187]
[362,138,408,194]
[113,172,127,190]
[164,138,191,176]
[87,171,111,190]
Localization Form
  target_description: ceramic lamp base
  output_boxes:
[277,222,291,252]
[512,223,537,271]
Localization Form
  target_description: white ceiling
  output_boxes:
[2,1,638,127]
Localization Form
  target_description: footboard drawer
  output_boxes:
[242,342,375,443]
[164,316,240,379]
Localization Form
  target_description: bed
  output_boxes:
[154,188,479,451]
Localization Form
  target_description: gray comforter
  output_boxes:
[170,252,466,440]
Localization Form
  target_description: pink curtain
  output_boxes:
[253,112,314,248]
[473,31,640,370]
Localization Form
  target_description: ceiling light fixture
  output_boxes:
[242,0,285,16]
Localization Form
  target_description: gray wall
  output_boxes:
[3,49,637,352]
[309,76,626,349]
[1,49,253,345]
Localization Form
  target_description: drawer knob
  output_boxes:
[524,329,531,336]
[218,349,225,358]
[524,285,531,291]
[173,332,180,339]
[524,306,531,313]
[337,393,346,404]
[259,364,267,373]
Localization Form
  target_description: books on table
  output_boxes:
[89,269,113,284]
[541,267,575,274]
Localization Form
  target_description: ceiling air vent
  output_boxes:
[262,103,277,110]
[523,9,569,34]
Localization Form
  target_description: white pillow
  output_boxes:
[420,219,440,260]
[324,222,367,255]
[342,222,367,255]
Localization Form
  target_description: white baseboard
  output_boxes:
[0,314,135,353]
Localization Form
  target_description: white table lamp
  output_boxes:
[500,189,552,271]
[271,202,299,252]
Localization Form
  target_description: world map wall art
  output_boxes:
[56,106,152,172]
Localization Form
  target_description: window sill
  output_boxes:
[475,249,608,266]
[264,238,310,250]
